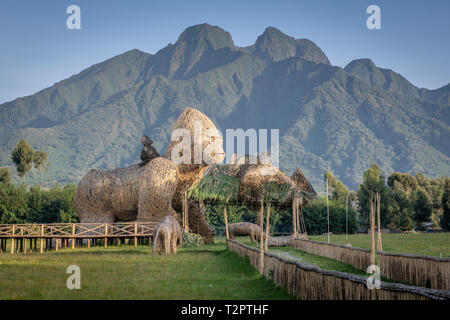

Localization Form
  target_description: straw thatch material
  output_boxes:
[153,215,182,254]
[186,200,215,244]
[165,107,224,208]
[291,168,317,203]
[378,251,450,290]
[293,238,372,272]
[188,162,317,207]
[267,235,294,247]
[75,157,179,223]
[227,222,264,242]
[75,107,223,243]
[227,239,450,300]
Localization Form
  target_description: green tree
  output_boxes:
[441,177,450,231]
[33,150,49,186]
[11,138,34,184]
[324,171,349,202]
[0,183,29,223]
[0,167,10,184]
[413,188,431,230]
[357,163,388,228]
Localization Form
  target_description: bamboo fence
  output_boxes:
[378,251,450,290]
[227,239,449,300]
[293,238,371,271]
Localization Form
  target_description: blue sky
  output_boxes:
[0,0,449,104]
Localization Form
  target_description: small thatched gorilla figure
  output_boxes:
[140,135,159,164]
[152,215,182,254]
[227,222,265,242]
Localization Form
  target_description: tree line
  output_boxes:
[0,139,77,224]
[0,139,449,234]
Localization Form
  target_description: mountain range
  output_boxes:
[0,23,449,191]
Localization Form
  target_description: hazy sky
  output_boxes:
[1,0,449,104]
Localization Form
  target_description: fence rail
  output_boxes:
[0,222,158,254]
[0,222,157,238]
[227,239,450,300]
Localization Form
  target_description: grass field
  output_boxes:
[310,233,450,257]
[1,233,448,299]
[0,241,294,300]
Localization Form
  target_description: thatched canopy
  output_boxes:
[187,162,317,207]
[291,168,317,205]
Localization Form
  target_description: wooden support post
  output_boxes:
[87,239,91,248]
[296,198,301,235]
[292,196,297,237]
[183,191,189,233]
[104,224,108,248]
[40,224,44,254]
[55,238,59,251]
[10,225,15,254]
[265,202,271,251]
[70,224,75,249]
[224,206,229,239]
[134,223,137,248]
[21,228,26,254]
[258,198,264,274]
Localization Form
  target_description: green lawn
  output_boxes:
[0,241,294,300]
[310,233,450,257]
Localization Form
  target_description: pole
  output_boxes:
[370,196,376,266]
[346,193,349,241]
[292,196,297,238]
[265,202,271,251]
[258,198,264,274]
[326,178,330,243]
[224,206,229,239]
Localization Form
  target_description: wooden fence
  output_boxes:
[378,251,450,290]
[227,239,449,300]
[293,238,371,271]
[0,222,157,254]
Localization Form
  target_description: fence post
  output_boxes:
[40,224,44,254]
[104,224,108,248]
[72,224,75,249]
[134,223,137,248]
[10,225,15,254]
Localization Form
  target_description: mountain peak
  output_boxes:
[176,23,235,50]
[345,58,420,97]
[345,59,377,72]
[252,26,329,64]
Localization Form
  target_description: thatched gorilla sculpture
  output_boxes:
[74,108,224,244]
[227,222,265,242]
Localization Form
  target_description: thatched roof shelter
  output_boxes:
[291,168,317,205]
[187,162,317,208]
